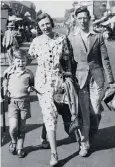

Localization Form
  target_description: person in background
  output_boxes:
[2,22,18,66]
[30,26,38,39]
[68,6,115,157]
[28,12,76,166]
[2,49,34,158]
[25,26,31,42]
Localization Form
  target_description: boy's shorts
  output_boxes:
[8,98,31,120]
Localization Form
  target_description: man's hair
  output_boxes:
[13,49,27,60]
[75,6,91,19]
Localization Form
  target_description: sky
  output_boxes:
[33,0,73,18]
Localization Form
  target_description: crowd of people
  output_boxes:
[1,23,38,51]
[93,24,115,40]
[1,6,115,167]
[1,22,39,65]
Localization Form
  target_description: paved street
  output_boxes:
[1,40,115,167]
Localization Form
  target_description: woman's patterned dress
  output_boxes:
[28,32,73,131]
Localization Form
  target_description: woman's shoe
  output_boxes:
[17,149,26,158]
[50,153,58,166]
[9,142,16,155]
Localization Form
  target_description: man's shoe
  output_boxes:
[40,136,50,149]
[50,153,58,166]
[17,149,26,158]
[79,148,88,157]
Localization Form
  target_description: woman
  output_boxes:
[28,13,76,166]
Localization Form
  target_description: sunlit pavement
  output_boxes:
[1,40,115,167]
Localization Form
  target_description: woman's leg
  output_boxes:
[38,92,58,165]
[47,130,57,154]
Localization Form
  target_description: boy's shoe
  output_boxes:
[40,136,50,149]
[9,142,17,155]
[17,149,26,158]
[50,153,58,166]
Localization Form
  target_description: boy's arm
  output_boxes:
[28,70,43,95]
[28,70,34,92]
[2,66,14,98]
[29,71,34,87]
[2,74,9,98]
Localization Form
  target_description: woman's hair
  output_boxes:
[75,6,91,19]
[36,13,54,29]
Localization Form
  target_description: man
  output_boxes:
[68,6,115,157]
[2,22,18,66]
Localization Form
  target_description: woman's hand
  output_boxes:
[28,87,34,93]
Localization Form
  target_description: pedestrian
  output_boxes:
[28,12,76,166]
[68,6,115,157]
[30,26,37,39]
[25,26,31,42]
[2,49,34,158]
[2,22,18,66]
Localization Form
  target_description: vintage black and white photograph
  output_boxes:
[0,0,115,166]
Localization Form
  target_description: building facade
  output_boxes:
[72,0,115,19]
[1,1,36,19]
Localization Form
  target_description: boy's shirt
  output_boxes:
[3,66,34,99]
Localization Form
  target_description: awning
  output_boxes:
[101,16,115,25]
[9,15,23,22]
[93,16,107,25]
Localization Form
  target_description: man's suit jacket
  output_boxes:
[68,30,114,89]
[2,30,17,48]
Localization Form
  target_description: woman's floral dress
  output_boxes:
[28,33,73,131]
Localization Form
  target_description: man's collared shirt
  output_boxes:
[74,27,96,52]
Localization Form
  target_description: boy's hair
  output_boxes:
[13,49,27,60]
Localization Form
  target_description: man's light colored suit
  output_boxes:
[2,30,18,65]
[69,29,114,89]
[68,29,114,149]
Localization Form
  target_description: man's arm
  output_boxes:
[100,33,115,84]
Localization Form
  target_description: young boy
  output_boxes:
[2,49,34,158]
